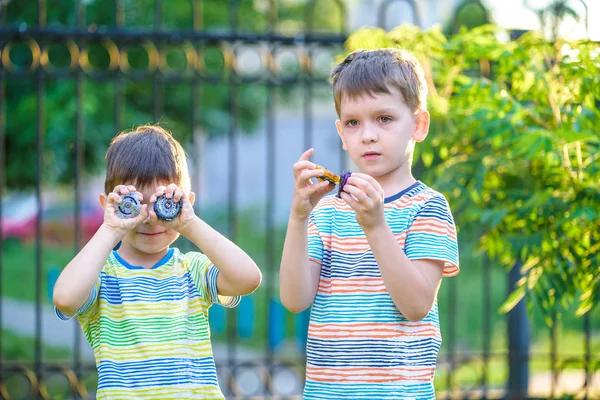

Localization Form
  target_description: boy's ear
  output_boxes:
[188,192,196,206]
[413,110,430,143]
[99,193,107,209]
[335,120,348,151]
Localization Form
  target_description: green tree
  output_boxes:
[344,24,600,320]
[2,0,343,189]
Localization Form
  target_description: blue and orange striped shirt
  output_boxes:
[305,181,459,399]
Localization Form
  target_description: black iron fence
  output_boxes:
[0,0,597,399]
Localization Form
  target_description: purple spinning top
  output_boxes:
[336,172,352,198]
[154,195,182,221]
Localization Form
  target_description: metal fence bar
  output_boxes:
[583,311,591,400]
[73,0,86,391]
[114,0,124,133]
[507,261,529,399]
[303,59,312,153]
[0,0,5,388]
[264,2,278,395]
[265,69,276,398]
[0,27,347,46]
[153,0,164,121]
[227,23,240,394]
[190,0,203,211]
[34,2,47,397]
[550,308,558,398]
[445,274,457,400]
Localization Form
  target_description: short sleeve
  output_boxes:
[187,251,241,308]
[307,210,324,264]
[55,277,101,321]
[404,195,459,277]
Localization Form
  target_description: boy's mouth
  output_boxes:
[138,231,165,237]
[362,151,381,160]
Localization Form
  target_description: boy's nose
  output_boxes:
[361,128,378,143]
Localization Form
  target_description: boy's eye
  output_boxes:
[379,116,392,123]
[346,120,358,127]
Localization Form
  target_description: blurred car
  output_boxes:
[1,192,104,246]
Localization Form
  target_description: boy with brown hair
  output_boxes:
[53,125,262,399]
[280,48,459,399]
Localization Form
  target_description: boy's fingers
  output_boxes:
[140,204,152,224]
[113,185,127,195]
[351,174,384,197]
[306,180,331,195]
[127,185,136,193]
[340,191,358,208]
[141,204,149,220]
[165,183,178,198]
[147,205,159,224]
[133,204,148,223]
[349,177,383,202]
[298,148,314,162]
[298,169,324,186]
[173,188,185,203]
[107,192,121,204]
[343,184,368,204]
[155,186,167,197]
[293,161,316,177]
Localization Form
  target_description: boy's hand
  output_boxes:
[148,183,196,232]
[103,185,149,236]
[291,148,336,221]
[339,173,385,231]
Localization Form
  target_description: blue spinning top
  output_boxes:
[154,195,182,221]
[116,194,141,219]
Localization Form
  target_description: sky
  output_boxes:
[486,0,599,41]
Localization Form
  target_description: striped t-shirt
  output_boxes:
[56,247,239,399]
[305,181,459,399]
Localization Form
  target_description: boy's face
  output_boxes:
[335,87,429,191]
[118,182,182,256]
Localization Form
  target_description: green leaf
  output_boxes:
[499,285,527,314]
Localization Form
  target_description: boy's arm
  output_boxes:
[179,217,262,296]
[366,225,444,321]
[279,216,322,314]
[53,185,149,315]
[148,183,261,297]
[340,174,458,321]
[279,148,334,314]
[53,225,121,315]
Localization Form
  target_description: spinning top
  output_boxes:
[314,164,351,199]
[336,171,352,198]
[154,195,182,221]
[315,165,341,186]
[116,194,141,219]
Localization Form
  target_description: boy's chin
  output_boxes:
[124,238,177,255]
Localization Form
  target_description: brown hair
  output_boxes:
[104,125,190,194]
[330,48,427,116]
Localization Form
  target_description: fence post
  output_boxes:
[507,260,530,399]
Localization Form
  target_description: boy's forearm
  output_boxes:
[180,216,261,296]
[365,223,439,321]
[53,224,122,314]
[279,216,319,313]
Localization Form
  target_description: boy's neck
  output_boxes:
[370,163,417,199]
[117,243,171,269]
